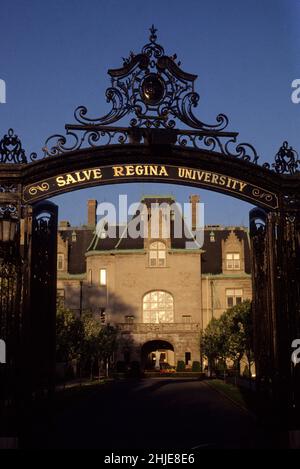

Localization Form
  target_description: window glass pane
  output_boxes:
[235,289,243,296]
[227,297,234,307]
[234,253,240,259]
[158,311,166,321]
[151,312,158,323]
[88,269,92,284]
[143,291,174,323]
[99,269,107,286]
[226,289,234,296]
[149,241,166,267]
[236,297,242,304]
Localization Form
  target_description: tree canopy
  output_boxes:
[56,307,119,377]
[201,300,253,375]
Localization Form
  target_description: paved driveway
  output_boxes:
[22,378,274,449]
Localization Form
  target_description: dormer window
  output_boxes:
[210,231,215,242]
[72,230,77,242]
[226,253,240,270]
[149,241,166,267]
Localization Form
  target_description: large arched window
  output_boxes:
[149,241,166,267]
[143,291,174,323]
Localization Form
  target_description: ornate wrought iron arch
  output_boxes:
[0,27,300,435]
[0,27,299,213]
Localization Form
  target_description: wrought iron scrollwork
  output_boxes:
[263,141,300,174]
[0,128,38,164]
[0,129,27,164]
[0,184,17,193]
[43,127,129,157]
[0,203,18,217]
[176,131,259,163]
[66,26,228,131]
[273,141,299,175]
[1,28,299,173]
[42,26,235,158]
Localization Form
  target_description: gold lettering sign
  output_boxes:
[56,168,102,187]
[112,165,168,177]
[177,167,247,193]
[22,164,278,209]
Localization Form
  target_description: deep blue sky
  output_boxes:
[1,0,300,226]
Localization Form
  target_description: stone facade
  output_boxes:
[57,197,252,369]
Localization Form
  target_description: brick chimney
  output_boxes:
[189,195,200,231]
[87,200,97,226]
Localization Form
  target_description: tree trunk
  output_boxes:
[98,359,101,381]
[90,359,93,380]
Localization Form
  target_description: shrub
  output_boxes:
[176,360,185,372]
[192,361,201,372]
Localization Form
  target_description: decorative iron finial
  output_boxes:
[149,25,157,43]
[42,27,259,165]
[273,141,299,175]
[0,129,27,164]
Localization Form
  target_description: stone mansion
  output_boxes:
[57,196,252,368]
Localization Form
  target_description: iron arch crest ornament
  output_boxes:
[0,26,298,211]
[73,24,229,131]
[41,26,261,163]
[0,25,298,180]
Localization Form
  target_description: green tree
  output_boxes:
[201,300,253,377]
[56,307,119,380]
[222,300,253,376]
[98,324,119,377]
[201,317,228,374]
[56,306,85,363]
[81,311,102,379]
[81,314,119,378]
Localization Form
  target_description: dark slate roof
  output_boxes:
[201,229,251,275]
[60,223,251,275]
[88,196,195,252]
[59,228,94,274]
[59,195,251,276]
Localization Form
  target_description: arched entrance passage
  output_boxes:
[141,340,175,370]
[0,26,299,423]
